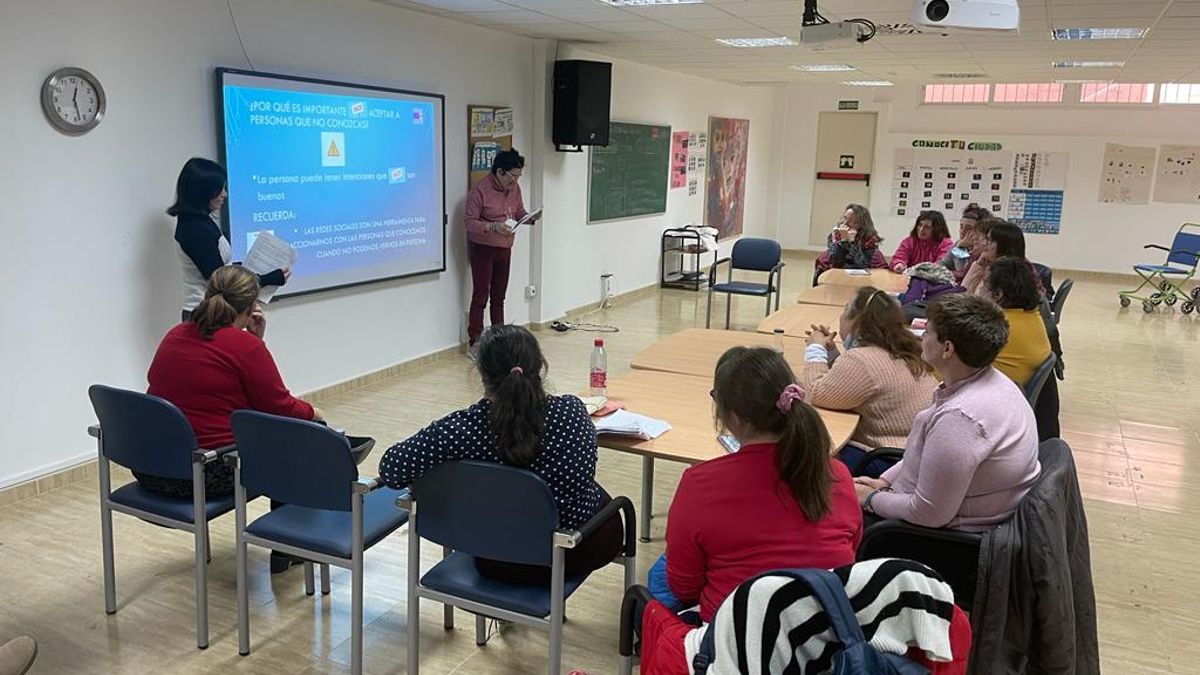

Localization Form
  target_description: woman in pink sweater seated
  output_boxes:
[854,293,1041,531]
[802,286,938,473]
[891,210,954,273]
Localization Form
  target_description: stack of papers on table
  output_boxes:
[593,410,672,440]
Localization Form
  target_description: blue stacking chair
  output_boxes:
[706,238,785,329]
[1118,223,1200,313]
[229,410,408,675]
[87,384,238,650]
[399,460,636,675]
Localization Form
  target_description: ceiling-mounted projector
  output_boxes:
[912,0,1020,31]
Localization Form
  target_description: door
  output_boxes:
[809,112,877,246]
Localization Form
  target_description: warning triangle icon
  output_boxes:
[327,140,341,157]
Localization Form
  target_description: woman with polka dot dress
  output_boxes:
[380,324,624,583]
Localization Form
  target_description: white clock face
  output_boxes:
[42,68,105,134]
[51,74,100,126]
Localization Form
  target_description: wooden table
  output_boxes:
[596,369,859,541]
[757,305,844,338]
[631,328,823,378]
[818,268,908,293]
[795,284,861,307]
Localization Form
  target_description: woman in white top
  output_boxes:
[169,158,289,319]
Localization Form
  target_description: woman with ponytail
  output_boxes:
[380,324,623,583]
[142,265,321,499]
[648,347,861,622]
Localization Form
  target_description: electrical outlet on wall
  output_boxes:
[525,284,537,299]
[600,273,614,306]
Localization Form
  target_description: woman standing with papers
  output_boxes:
[169,158,289,320]
[463,149,539,356]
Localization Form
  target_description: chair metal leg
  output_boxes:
[765,292,771,317]
[406,508,421,675]
[234,476,251,656]
[442,544,455,629]
[320,563,331,595]
[705,287,713,328]
[622,555,636,594]
[475,613,488,646]
[548,546,566,675]
[97,450,117,616]
[304,562,316,596]
[205,524,212,565]
[639,456,654,543]
[192,461,209,650]
[725,293,732,329]
[351,491,365,675]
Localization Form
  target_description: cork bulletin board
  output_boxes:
[467,104,514,189]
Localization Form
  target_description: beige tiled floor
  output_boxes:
[2,251,1199,673]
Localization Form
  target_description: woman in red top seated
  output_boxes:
[140,265,322,500]
[652,346,862,623]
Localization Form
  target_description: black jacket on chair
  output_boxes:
[969,439,1099,675]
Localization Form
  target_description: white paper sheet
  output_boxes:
[593,410,672,440]
[243,231,296,302]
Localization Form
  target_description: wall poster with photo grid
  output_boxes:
[1009,152,1069,235]
[892,147,1012,221]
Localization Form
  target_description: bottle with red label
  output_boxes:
[589,338,608,397]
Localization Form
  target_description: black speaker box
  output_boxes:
[553,60,612,148]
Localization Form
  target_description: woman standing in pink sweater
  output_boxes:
[802,287,938,473]
[890,210,954,273]
[854,293,1041,531]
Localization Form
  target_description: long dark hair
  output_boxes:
[168,158,226,217]
[988,256,1042,310]
[712,347,833,521]
[845,286,932,377]
[911,210,951,242]
[190,265,258,338]
[477,325,548,467]
[987,220,1026,258]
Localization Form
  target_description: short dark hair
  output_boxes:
[476,324,548,467]
[987,220,1026,258]
[926,294,1009,368]
[491,149,525,175]
[988,256,1041,310]
[911,210,951,241]
[167,157,226,217]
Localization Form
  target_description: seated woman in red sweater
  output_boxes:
[891,210,954,273]
[141,265,321,497]
[648,347,862,622]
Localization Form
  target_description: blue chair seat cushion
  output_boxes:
[421,551,589,618]
[1134,264,1189,275]
[109,481,236,525]
[711,281,773,296]
[245,487,408,559]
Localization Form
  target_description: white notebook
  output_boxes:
[592,410,672,440]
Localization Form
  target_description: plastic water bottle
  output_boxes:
[590,338,608,397]
[773,328,786,354]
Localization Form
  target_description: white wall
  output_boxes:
[536,46,780,321]
[0,0,536,487]
[0,1,784,487]
[774,84,1200,275]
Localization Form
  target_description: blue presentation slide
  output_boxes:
[219,69,445,297]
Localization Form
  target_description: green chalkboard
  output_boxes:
[588,121,671,222]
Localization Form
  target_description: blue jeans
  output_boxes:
[836,444,895,478]
[646,554,689,613]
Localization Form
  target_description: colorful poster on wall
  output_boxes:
[704,117,750,239]
[1099,143,1155,204]
[1009,152,1069,235]
[492,108,514,136]
[1153,144,1200,204]
[670,131,689,189]
[470,108,494,136]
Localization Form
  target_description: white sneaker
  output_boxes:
[467,343,479,362]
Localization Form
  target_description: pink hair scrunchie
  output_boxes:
[776,383,805,414]
[510,366,524,375]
